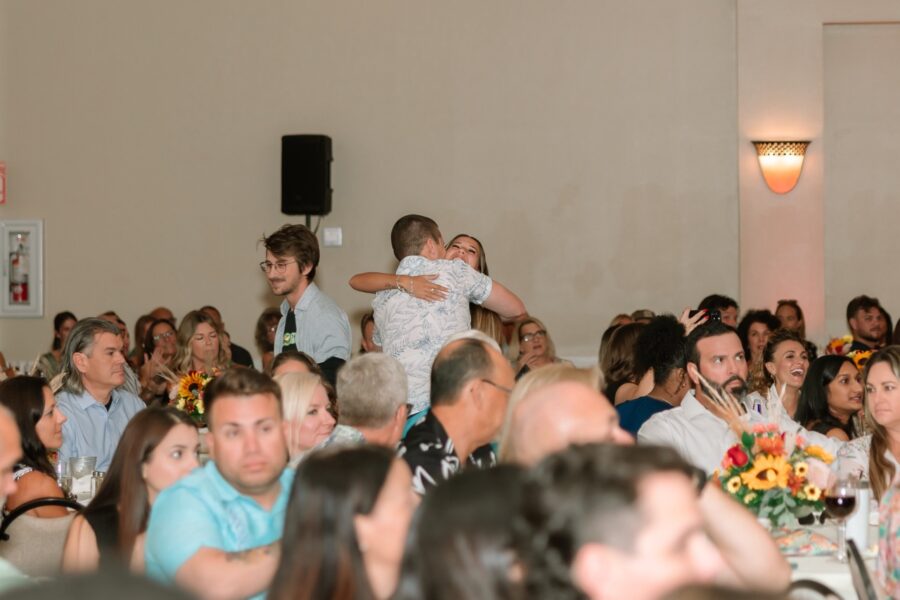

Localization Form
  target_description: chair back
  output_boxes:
[0,497,82,577]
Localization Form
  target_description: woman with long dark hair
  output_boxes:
[795,355,862,441]
[35,311,77,380]
[62,408,199,572]
[394,465,527,600]
[269,445,417,600]
[0,376,68,517]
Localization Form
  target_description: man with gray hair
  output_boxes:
[400,331,514,494]
[56,318,145,470]
[321,353,409,449]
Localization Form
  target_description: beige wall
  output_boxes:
[737,1,900,345]
[0,0,739,363]
[824,23,900,338]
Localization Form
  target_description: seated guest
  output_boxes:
[56,319,145,471]
[138,318,178,406]
[269,446,417,600]
[617,315,689,437]
[98,311,141,397]
[630,308,655,324]
[200,305,254,368]
[508,317,570,381]
[254,308,281,373]
[270,349,320,377]
[0,407,30,589]
[359,311,382,354]
[775,299,806,338]
[400,331,514,494]
[846,294,888,352]
[518,444,790,600]
[838,347,900,500]
[36,311,78,381]
[599,322,649,404]
[737,309,780,396]
[697,293,739,327]
[272,372,335,467]
[394,465,527,600]
[0,376,68,517]
[638,322,839,474]
[129,314,154,370]
[500,365,632,465]
[145,369,291,600]
[62,408,199,572]
[148,306,176,326]
[173,310,230,376]
[322,353,408,449]
[796,355,862,441]
[745,329,809,419]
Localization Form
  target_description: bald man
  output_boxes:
[503,378,633,466]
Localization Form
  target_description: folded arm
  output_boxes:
[175,542,281,600]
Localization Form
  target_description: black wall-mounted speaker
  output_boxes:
[281,134,332,216]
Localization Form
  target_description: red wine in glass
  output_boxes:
[825,495,857,520]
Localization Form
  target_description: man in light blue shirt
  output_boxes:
[262,224,351,386]
[55,319,145,471]
[146,368,292,600]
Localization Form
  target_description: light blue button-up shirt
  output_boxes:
[273,281,351,363]
[55,388,145,471]
[145,461,294,600]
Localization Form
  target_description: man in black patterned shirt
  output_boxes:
[399,331,514,495]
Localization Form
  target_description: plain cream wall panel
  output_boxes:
[737,0,900,346]
[0,1,738,362]
[824,24,900,339]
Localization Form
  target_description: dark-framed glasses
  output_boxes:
[521,330,547,343]
[259,260,297,274]
[481,379,513,395]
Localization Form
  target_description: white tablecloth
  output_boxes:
[789,523,878,599]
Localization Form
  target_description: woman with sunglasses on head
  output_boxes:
[349,233,505,347]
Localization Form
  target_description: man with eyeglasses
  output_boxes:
[399,331,514,495]
[261,224,351,386]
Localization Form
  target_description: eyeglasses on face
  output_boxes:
[152,330,175,341]
[480,379,513,395]
[259,260,298,274]
[521,330,547,343]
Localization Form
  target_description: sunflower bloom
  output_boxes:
[178,371,208,401]
[805,446,834,464]
[740,454,792,491]
[804,484,822,501]
[727,476,742,494]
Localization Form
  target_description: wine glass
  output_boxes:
[825,474,858,562]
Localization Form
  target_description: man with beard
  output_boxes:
[638,321,841,473]
[846,295,888,352]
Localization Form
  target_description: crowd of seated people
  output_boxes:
[1,217,900,598]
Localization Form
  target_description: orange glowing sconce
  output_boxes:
[752,141,810,194]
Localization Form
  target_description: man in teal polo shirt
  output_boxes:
[145,369,292,600]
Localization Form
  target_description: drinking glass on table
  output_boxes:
[825,473,858,562]
[69,456,98,500]
[55,460,73,500]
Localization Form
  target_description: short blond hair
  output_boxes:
[497,364,602,462]
[274,372,323,424]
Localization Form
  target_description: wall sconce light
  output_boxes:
[752,141,810,194]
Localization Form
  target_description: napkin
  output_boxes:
[774,529,837,556]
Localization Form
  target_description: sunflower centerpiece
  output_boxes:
[716,423,833,529]
[174,370,211,426]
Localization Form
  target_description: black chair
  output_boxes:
[0,496,83,576]
[788,579,843,599]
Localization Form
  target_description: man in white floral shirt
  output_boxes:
[373,214,525,423]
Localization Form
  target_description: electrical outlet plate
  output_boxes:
[323,227,343,247]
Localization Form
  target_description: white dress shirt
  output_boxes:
[638,389,844,474]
